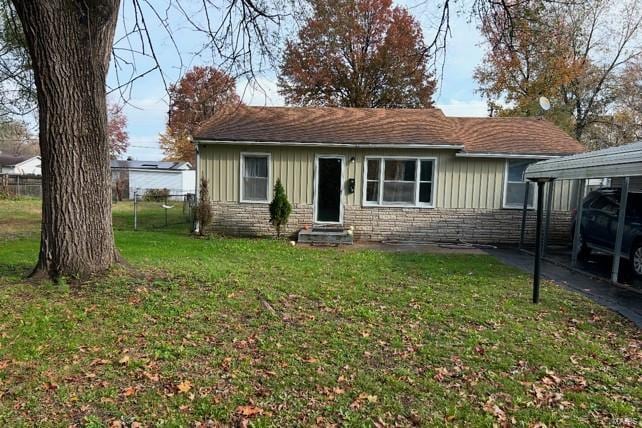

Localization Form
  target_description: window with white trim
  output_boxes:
[241,153,270,202]
[504,159,536,208]
[364,158,435,207]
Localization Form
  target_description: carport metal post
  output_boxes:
[571,179,585,267]
[611,177,630,284]
[519,182,530,250]
[532,179,547,303]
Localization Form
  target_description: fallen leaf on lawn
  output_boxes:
[177,380,192,393]
[143,371,160,382]
[236,405,263,417]
[433,367,450,382]
[121,386,136,397]
[90,358,110,366]
[43,381,58,391]
[221,357,233,370]
[303,357,319,363]
[0,360,9,370]
[350,392,378,409]
[118,355,131,365]
[483,398,506,423]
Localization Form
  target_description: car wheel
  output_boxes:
[577,234,591,260]
[631,242,642,278]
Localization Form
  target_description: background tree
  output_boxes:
[160,66,242,164]
[107,102,129,159]
[474,0,642,148]
[0,0,34,119]
[269,179,292,238]
[0,119,37,156]
[278,0,436,108]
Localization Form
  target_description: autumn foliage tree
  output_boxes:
[107,102,129,159]
[475,0,642,147]
[278,0,436,108]
[160,66,242,164]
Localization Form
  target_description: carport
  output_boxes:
[523,141,642,303]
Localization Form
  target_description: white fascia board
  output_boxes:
[193,139,464,150]
[455,152,560,159]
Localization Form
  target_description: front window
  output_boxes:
[241,153,270,202]
[364,158,435,207]
[383,160,416,204]
[504,159,536,208]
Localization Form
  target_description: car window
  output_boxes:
[582,192,600,209]
[627,193,642,218]
[590,195,619,215]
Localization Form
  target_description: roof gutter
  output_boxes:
[193,139,464,150]
[455,152,561,159]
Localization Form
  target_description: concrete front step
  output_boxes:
[298,227,354,245]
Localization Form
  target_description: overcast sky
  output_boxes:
[109,1,488,161]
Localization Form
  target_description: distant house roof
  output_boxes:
[0,154,39,167]
[194,106,585,157]
[110,160,192,170]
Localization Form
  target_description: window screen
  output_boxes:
[505,159,536,208]
[242,155,269,201]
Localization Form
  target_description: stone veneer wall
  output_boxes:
[208,201,572,244]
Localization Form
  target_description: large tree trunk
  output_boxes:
[11,1,121,279]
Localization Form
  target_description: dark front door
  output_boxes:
[316,157,342,223]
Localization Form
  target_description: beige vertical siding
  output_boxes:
[198,144,575,210]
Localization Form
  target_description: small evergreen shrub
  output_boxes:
[196,177,212,236]
[269,178,292,238]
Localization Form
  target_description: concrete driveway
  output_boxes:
[488,248,642,328]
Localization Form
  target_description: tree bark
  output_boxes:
[11,1,121,279]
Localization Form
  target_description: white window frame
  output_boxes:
[362,156,437,208]
[240,152,272,203]
[503,159,537,209]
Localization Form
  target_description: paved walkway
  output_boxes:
[488,248,642,328]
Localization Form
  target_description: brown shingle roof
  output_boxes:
[195,106,461,147]
[194,106,585,156]
[450,117,585,156]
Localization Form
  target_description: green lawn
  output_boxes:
[0,199,640,427]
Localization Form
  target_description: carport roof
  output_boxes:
[525,141,642,180]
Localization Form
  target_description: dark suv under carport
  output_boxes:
[571,188,642,278]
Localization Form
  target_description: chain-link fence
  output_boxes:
[125,192,195,231]
[0,174,42,198]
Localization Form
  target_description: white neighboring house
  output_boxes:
[0,154,41,175]
[111,159,195,198]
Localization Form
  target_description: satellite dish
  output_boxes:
[539,96,551,111]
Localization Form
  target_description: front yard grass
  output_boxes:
[0,199,640,426]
